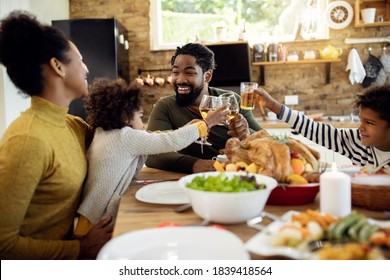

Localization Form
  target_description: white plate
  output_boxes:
[135,181,190,205]
[97,227,250,260]
[338,165,361,176]
[245,211,315,260]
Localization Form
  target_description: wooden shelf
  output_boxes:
[355,0,390,27]
[355,21,390,27]
[252,59,341,85]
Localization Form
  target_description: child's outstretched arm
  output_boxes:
[254,88,283,116]
[185,104,229,137]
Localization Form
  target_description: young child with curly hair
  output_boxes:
[75,77,229,235]
[255,84,390,173]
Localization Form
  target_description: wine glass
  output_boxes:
[220,93,239,124]
[195,95,220,147]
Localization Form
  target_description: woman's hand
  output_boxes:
[78,216,113,259]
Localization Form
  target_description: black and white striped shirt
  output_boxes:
[279,105,390,169]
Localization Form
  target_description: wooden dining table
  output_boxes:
[113,167,389,259]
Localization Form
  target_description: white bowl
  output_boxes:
[178,171,277,224]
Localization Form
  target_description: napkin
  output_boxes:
[346,48,366,85]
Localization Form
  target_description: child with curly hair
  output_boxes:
[75,77,229,235]
[254,84,390,173]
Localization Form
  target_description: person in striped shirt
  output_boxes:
[254,84,390,172]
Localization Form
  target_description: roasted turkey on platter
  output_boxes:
[221,130,321,183]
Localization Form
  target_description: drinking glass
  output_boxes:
[240,82,258,110]
[220,93,239,124]
[195,95,221,147]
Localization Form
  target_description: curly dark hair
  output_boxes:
[354,84,390,125]
[85,78,143,130]
[0,10,71,96]
[170,43,216,73]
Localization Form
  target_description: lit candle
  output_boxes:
[320,162,351,217]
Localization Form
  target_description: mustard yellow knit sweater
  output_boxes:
[0,96,92,259]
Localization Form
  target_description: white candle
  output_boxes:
[320,162,351,217]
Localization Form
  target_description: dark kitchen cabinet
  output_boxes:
[52,18,129,120]
[205,41,252,94]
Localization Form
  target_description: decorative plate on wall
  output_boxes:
[325,1,354,30]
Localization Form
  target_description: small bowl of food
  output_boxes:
[266,183,320,206]
[265,173,320,206]
[178,172,277,224]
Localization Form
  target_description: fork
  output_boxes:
[246,212,281,231]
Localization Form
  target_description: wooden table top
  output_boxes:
[113,167,388,259]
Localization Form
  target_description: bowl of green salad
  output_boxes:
[178,172,277,224]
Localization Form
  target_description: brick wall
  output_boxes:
[69,0,390,119]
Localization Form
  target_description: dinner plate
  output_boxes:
[97,227,250,260]
[135,181,190,204]
[245,211,315,260]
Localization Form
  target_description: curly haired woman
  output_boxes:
[0,10,112,259]
[75,78,229,235]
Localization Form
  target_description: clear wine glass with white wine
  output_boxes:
[195,95,221,151]
[220,93,239,125]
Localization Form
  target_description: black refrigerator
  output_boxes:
[52,18,129,120]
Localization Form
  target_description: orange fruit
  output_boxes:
[286,174,309,185]
[213,161,225,172]
[291,158,305,175]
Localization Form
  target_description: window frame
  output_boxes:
[150,0,329,51]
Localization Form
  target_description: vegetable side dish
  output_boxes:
[186,173,266,192]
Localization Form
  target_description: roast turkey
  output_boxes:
[222,130,321,183]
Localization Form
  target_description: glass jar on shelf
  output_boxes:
[303,50,316,60]
[287,51,299,62]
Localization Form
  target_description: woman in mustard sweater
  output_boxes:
[0,11,112,259]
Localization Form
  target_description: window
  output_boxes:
[151,0,329,51]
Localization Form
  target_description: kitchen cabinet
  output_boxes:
[52,18,129,120]
[265,128,352,167]
[355,0,390,27]
[252,59,341,85]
